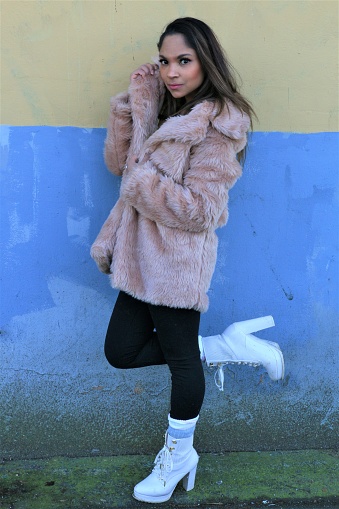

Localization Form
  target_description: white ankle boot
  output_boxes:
[200,316,284,390]
[133,432,199,503]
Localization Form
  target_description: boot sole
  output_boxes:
[133,490,175,503]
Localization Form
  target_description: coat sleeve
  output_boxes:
[90,210,115,274]
[104,75,164,176]
[104,92,133,176]
[90,198,125,273]
[120,129,245,233]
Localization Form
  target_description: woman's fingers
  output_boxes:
[130,63,158,80]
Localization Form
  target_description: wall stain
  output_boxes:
[270,265,294,300]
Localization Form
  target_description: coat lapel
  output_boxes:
[144,101,213,151]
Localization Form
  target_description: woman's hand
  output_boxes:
[130,63,159,81]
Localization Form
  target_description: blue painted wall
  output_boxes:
[1,126,338,458]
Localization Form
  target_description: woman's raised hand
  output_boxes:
[130,63,159,81]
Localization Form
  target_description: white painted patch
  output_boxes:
[0,125,10,148]
[8,206,36,247]
[7,131,40,247]
[82,173,94,208]
[67,206,90,245]
[0,125,11,172]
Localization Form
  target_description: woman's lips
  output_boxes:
[168,84,183,90]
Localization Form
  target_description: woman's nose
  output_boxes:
[167,64,179,78]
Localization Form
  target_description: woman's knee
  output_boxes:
[104,341,128,369]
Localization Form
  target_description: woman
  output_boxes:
[91,17,255,504]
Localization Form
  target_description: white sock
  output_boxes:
[167,414,199,439]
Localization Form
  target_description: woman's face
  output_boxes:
[158,34,204,102]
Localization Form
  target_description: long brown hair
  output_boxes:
[157,17,256,141]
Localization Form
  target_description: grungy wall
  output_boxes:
[1,1,338,459]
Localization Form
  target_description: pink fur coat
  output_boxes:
[90,73,250,312]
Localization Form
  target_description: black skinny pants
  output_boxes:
[104,291,205,420]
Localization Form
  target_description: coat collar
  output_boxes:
[130,74,250,149]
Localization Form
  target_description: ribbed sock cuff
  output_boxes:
[167,414,199,439]
[167,425,195,438]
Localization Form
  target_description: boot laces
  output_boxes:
[153,443,173,486]
[214,364,225,391]
[213,360,262,391]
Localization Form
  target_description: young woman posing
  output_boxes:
[91,17,255,504]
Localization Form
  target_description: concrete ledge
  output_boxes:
[0,450,338,508]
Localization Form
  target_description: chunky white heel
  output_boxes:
[133,432,199,503]
[182,465,197,491]
[230,315,275,335]
[200,315,285,390]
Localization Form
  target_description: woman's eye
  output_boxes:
[180,58,191,65]
[159,59,168,66]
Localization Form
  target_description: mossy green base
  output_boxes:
[0,450,338,508]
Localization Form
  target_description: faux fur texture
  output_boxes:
[91,74,250,312]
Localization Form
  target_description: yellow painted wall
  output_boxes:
[1,0,338,131]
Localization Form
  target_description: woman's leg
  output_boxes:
[104,291,166,369]
[105,292,205,418]
[148,304,205,421]
[133,305,203,503]
[118,300,204,502]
